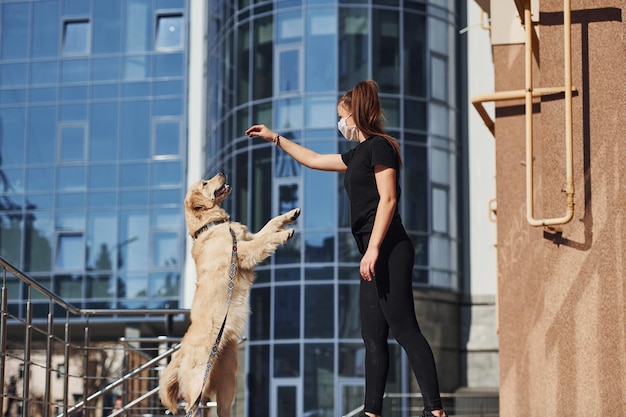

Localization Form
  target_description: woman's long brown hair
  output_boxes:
[339,79,403,168]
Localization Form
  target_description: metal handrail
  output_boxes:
[0,255,189,417]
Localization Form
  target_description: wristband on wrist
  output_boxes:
[273,132,281,147]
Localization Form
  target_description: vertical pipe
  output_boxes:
[22,286,32,417]
[564,0,574,204]
[524,0,535,223]
[0,269,8,415]
[44,301,54,417]
[62,314,70,417]
[83,317,90,417]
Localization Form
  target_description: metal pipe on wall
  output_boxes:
[525,0,574,228]
[471,0,575,229]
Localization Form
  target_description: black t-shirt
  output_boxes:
[341,135,402,234]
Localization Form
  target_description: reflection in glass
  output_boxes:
[306,8,336,92]
[339,343,365,377]
[120,163,150,188]
[274,285,300,339]
[154,121,180,156]
[276,98,302,131]
[404,12,427,97]
[373,9,400,93]
[248,345,270,416]
[305,285,333,338]
[31,62,59,85]
[250,286,271,340]
[56,233,84,269]
[61,59,89,82]
[118,211,148,270]
[276,386,297,417]
[304,232,334,263]
[339,8,368,90]
[253,16,273,100]
[304,266,332,281]
[152,231,178,267]
[27,168,55,192]
[338,284,360,338]
[93,0,122,54]
[28,107,56,164]
[1,64,28,86]
[57,167,86,191]
[149,271,180,297]
[86,211,116,271]
[277,11,302,44]
[237,23,250,105]
[1,3,29,60]
[60,126,86,162]
[55,274,83,299]
[0,108,26,165]
[274,343,300,377]
[304,344,334,415]
[154,53,184,77]
[152,161,182,186]
[121,101,150,160]
[278,49,300,93]
[403,145,427,231]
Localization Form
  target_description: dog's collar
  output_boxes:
[193,219,226,240]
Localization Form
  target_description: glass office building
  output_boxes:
[205,0,462,415]
[0,0,190,315]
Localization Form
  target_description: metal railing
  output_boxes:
[0,256,188,417]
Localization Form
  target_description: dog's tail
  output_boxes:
[159,352,182,413]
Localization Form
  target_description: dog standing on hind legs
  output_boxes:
[159,173,300,416]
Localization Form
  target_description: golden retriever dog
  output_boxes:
[160,173,300,416]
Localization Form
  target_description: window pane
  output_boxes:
[274,344,300,377]
[155,14,183,50]
[305,96,335,129]
[60,125,86,161]
[87,211,117,270]
[338,284,360,338]
[304,232,334,263]
[431,148,449,185]
[154,53,184,77]
[56,233,84,269]
[93,0,122,53]
[90,103,119,162]
[0,215,23,266]
[306,8,336,92]
[432,187,448,233]
[2,64,28,87]
[276,98,302,131]
[236,23,250,104]
[92,57,121,81]
[277,11,302,44]
[403,145,427,231]
[404,12,427,97]
[253,16,273,100]
[119,211,148,271]
[152,161,182,187]
[278,49,300,93]
[405,99,427,132]
[55,274,83,299]
[61,59,89,82]
[0,108,26,165]
[1,3,29,60]
[431,56,447,101]
[304,145,336,228]
[429,17,448,54]
[124,0,153,52]
[250,287,271,340]
[373,10,399,94]
[304,344,334,415]
[32,62,58,85]
[430,235,450,270]
[154,120,180,156]
[150,271,180,297]
[33,2,60,58]
[305,285,333,338]
[28,107,56,164]
[63,20,90,55]
[57,166,86,191]
[429,103,449,137]
[339,8,368,91]
[121,101,150,160]
[274,285,300,339]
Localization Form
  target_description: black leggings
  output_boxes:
[355,226,443,415]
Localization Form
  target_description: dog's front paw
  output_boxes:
[286,208,301,223]
[287,229,295,240]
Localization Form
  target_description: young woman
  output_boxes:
[246,80,446,417]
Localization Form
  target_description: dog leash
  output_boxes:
[184,226,237,417]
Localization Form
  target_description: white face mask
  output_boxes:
[338,114,359,141]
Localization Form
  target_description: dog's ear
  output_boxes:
[186,188,212,217]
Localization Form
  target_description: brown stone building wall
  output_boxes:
[492,1,626,416]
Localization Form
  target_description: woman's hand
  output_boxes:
[246,124,275,143]
[360,247,379,281]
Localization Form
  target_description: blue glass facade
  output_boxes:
[0,0,189,314]
[206,0,461,415]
